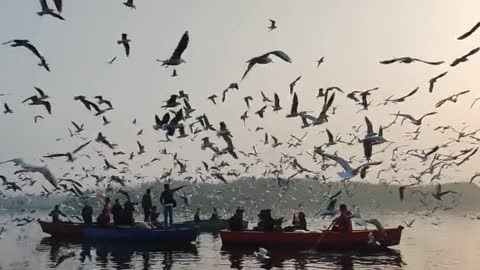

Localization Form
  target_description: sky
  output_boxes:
[1,0,480,193]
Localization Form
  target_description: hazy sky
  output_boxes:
[1,0,480,192]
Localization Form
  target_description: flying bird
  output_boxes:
[435,90,470,108]
[457,21,480,40]
[117,33,131,57]
[244,96,253,108]
[317,57,325,67]
[107,57,117,64]
[450,47,480,67]
[392,112,437,126]
[432,183,457,200]
[158,31,189,66]
[429,72,448,93]
[380,57,444,65]
[289,75,301,95]
[37,0,65,20]
[268,19,277,31]
[242,50,292,80]
[3,103,13,114]
[123,0,136,9]
[315,150,381,179]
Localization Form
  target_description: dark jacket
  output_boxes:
[141,194,152,210]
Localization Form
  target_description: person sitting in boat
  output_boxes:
[210,208,219,220]
[81,203,93,225]
[111,198,123,225]
[49,205,66,223]
[330,204,353,232]
[96,197,112,226]
[123,199,136,226]
[254,209,281,232]
[228,207,244,231]
[160,184,186,228]
[150,206,161,228]
[284,212,307,232]
[141,188,153,222]
[194,208,201,223]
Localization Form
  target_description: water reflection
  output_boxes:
[221,247,404,270]
[38,237,198,269]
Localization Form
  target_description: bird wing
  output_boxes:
[43,101,52,114]
[39,0,49,11]
[326,129,334,143]
[399,87,419,100]
[419,112,437,121]
[363,140,372,160]
[379,58,398,64]
[242,61,256,80]
[290,93,298,115]
[416,59,444,65]
[267,50,292,63]
[364,117,374,135]
[274,93,280,107]
[34,87,46,97]
[124,42,130,57]
[161,112,170,125]
[22,42,43,60]
[53,0,62,13]
[171,31,189,60]
[72,140,91,154]
[458,21,480,40]
[318,152,352,172]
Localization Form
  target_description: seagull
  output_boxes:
[0,159,58,188]
[317,57,325,67]
[158,31,189,66]
[458,21,480,40]
[123,0,136,9]
[102,116,111,125]
[94,96,113,109]
[404,219,415,228]
[255,106,267,118]
[435,90,470,108]
[244,96,253,108]
[3,40,45,64]
[117,33,131,57]
[380,57,444,65]
[208,95,218,105]
[289,75,301,95]
[3,103,13,114]
[392,112,437,126]
[254,247,270,261]
[286,92,300,118]
[162,95,181,108]
[386,87,419,104]
[272,93,282,111]
[172,69,178,77]
[43,141,91,162]
[242,50,292,80]
[107,57,117,64]
[429,72,448,93]
[325,129,336,146]
[137,141,145,155]
[34,115,44,123]
[432,183,457,200]
[261,91,272,103]
[450,47,480,67]
[315,150,381,179]
[37,0,65,20]
[268,20,277,31]
[22,96,51,114]
[271,135,282,147]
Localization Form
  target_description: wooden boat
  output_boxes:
[38,220,88,237]
[162,219,248,232]
[84,227,198,242]
[220,226,404,250]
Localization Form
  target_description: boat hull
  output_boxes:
[84,227,197,242]
[220,226,403,250]
[165,219,248,233]
[38,220,88,237]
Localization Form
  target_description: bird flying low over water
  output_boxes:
[380,57,444,65]
[242,50,292,80]
[158,31,189,66]
[315,150,381,180]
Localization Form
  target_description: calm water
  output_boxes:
[0,213,479,270]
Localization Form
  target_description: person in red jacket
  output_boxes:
[330,204,353,232]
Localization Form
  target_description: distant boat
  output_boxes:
[220,226,404,250]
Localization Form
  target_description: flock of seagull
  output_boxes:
[1,1,480,233]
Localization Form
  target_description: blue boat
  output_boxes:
[84,227,197,242]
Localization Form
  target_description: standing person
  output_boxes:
[49,205,66,223]
[159,184,186,228]
[111,199,123,225]
[141,189,153,222]
[210,208,219,220]
[194,208,201,223]
[81,203,93,225]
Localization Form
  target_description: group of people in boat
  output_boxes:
[50,184,188,228]
[194,207,219,223]
[227,203,355,233]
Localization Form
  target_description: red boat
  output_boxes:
[38,220,89,237]
[220,226,403,250]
